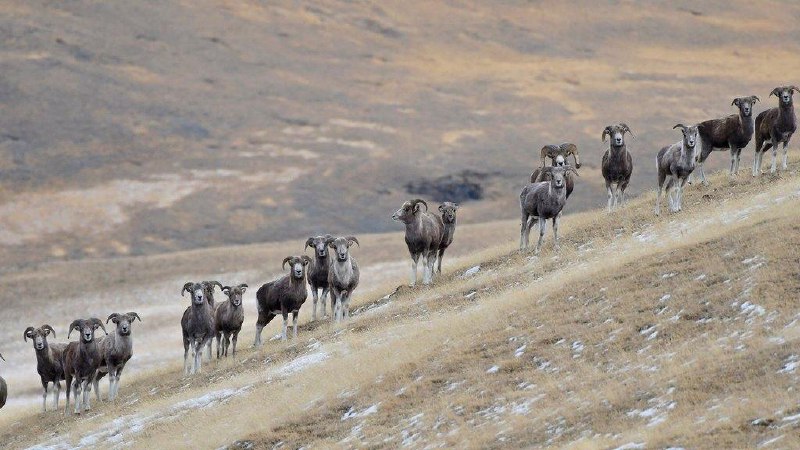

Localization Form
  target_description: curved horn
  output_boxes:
[67,320,81,339]
[562,143,580,168]
[305,237,314,249]
[731,98,739,106]
[601,126,612,142]
[126,312,142,322]
[539,145,558,167]
[770,87,780,98]
[282,256,293,270]
[673,123,688,131]
[181,282,193,297]
[222,285,232,295]
[566,165,580,177]
[42,324,56,338]
[411,199,428,212]
[345,236,360,247]
[90,317,107,335]
[239,283,249,288]
[210,281,224,291]
[0,352,4,361]
[620,123,635,138]
[106,313,120,324]
[301,255,312,266]
[23,326,35,342]
[751,95,760,103]
[791,86,800,94]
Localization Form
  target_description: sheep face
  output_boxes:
[328,236,359,262]
[673,124,699,150]
[24,326,55,351]
[223,284,248,307]
[438,202,459,224]
[306,235,333,258]
[107,312,141,336]
[392,199,428,224]
[602,124,634,147]
[732,96,759,117]
[183,282,205,306]
[283,255,311,280]
[771,86,798,106]
[68,318,106,343]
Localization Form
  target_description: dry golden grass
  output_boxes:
[2,161,800,449]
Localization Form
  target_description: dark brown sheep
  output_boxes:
[754,86,798,175]
[63,318,106,415]
[695,95,759,183]
[392,199,444,286]
[24,325,66,412]
[254,255,311,344]
[601,123,635,211]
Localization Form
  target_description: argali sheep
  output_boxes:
[656,124,699,215]
[520,166,579,254]
[531,155,576,199]
[0,352,6,410]
[24,325,66,412]
[754,86,798,175]
[305,234,333,321]
[181,282,215,375]
[63,318,107,415]
[201,280,223,359]
[539,142,581,169]
[392,199,444,286]
[215,284,247,357]
[601,123,635,211]
[93,312,141,402]
[254,255,311,344]
[327,236,360,322]
[436,202,459,274]
[695,95,759,183]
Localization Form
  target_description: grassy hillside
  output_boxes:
[2,0,800,267]
[2,163,800,449]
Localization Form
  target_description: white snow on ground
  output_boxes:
[272,351,330,377]
[462,265,481,278]
[514,344,527,358]
[758,435,785,448]
[778,355,800,374]
[342,403,380,420]
[613,442,646,450]
[486,365,500,374]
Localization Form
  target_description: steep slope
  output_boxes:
[2,165,800,449]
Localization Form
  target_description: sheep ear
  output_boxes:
[67,320,81,339]
[42,325,56,338]
[601,127,610,142]
[282,257,293,270]
[239,284,248,293]
[751,95,760,103]
[305,237,314,249]
[181,282,193,297]
[620,123,635,138]
[731,98,739,106]
[106,313,119,324]
[770,88,780,97]
[222,286,231,295]
[791,86,800,94]
[438,204,445,212]
[127,312,142,322]
[302,255,312,266]
[24,326,35,342]
[346,236,360,247]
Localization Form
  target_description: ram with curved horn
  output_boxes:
[392,198,444,286]
[63,318,106,415]
[327,236,361,322]
[754,86,797,175]
[180,281,215,375]
[520,166,579,254]
[539,142,581,169]
[24,324,66,412]
[305,234,333,321]
[601,123,635,211]
[254,256,311,344]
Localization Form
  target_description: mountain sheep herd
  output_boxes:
[2,85,796,416]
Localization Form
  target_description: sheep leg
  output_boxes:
[735,148,742,173]
[606,182,613,211]
[232,331,239,356]
[520,212,530,249]
[183,337,191,374]
[552,216,560,251]
[535,217,547,255]
[311,288,319,321]
[292,311,299,339]
[281,311,289,341]
[426,251,437,284]
[64,376,72,414]
[115,365,125,400]
[421,254,429,285]
[194,339,203,374]
[224,332,231,357]
[93,373,101,403]
[42,381,48,412]
[437,248,445,274]
[53,381,60,410]
[73,379,82,415]
[205,338,213,361]
[770,135,779,173]
[343,293,351,320]
[782,141,789,170]
[729,149,737,175]
[410,254,420,286]
[321,288,330,318]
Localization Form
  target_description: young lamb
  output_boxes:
[436,202,459,274]
[754,85,798,175]
[656,124,699,215]
[694,95,759,183]
[254,255,311,344]
[63,318,107,415]
[327,236,360,322]
[531,155,576,199]
[0,352,5,410]
[519,166,579,254]
[181,281,215,375]
[539,142,581,168]
[601,123,635,211]
[215,284,247,357]
[392,199,444,286]
[93,312,141,402]
[305,234,333,321]
[24,325,66,412]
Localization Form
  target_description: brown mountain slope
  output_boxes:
[2,0,800,267]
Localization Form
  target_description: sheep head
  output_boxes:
[68,318,106,343]
[770,86,797,106]
[107,312,141,336]
[306,234,333,258]
[283,255,311,279]
[182,281,205,306]
[673,123,698,150]
[731,96,759,117]
[392,199,427,223]
[438,202,459,224]
[24,325,55,351]
[602,124,634,147]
